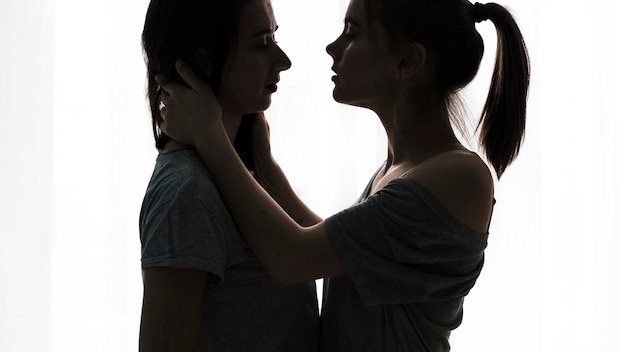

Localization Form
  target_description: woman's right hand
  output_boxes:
[157,60,224,147]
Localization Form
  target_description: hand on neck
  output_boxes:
[163,112,243,152]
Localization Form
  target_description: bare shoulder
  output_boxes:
[405,150,494,234]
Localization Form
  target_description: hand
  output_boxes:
[156,60,223,147]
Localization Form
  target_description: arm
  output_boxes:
[251,114,322,227]
[158,62,344,285]
[139,267,207,352]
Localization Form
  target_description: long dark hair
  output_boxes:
[141,0,255,155]
[366,0,530,178]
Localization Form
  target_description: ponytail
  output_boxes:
[362,0,529,177]
[476,3,530,178]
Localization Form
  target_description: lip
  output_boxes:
[330,67,338,81]
[265,77,280,92]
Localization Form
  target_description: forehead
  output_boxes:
[238,0,277,36]
[345,0,368,24]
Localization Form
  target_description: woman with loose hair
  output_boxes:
[139,0,319,350]
[157,0,530,350]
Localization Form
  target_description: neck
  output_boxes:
[163,110,242,152]
[375,92,463,169]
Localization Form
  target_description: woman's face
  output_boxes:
[326,0,399,111]
[217,0,291,116]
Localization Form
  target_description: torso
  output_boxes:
[321,159,491,352]
[140,149,319,351]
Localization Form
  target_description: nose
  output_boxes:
[272,44,292,71]
[326,36,340,60]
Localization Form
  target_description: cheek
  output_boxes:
[339,44,378,79]
[223,61,256,91]
[333,57,395,104]
[218,65,271,113]
[338,53,377,88]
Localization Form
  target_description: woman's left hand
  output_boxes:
[157,60,223,147]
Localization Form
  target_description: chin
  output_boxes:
[332,86,357,103]
[332,93,371,111]
[259,100,271,111]
[242,99,271,114]
[332,89,350,104]
[332,89,342,102]
[263,94,274,108]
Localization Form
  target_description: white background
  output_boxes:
[0,0,624,351]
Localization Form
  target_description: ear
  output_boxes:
[396,42,427,81]
[193,47,213,79]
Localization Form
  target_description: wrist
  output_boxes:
[194,122,229,154]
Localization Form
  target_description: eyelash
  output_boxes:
[257,36,278,49]
[342,27,356,39]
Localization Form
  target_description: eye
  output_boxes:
[256,35,278,49]
[256,39,270,49]
[342,25,356,39]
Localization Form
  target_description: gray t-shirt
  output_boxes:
[322,175,490,352]
[140,149,319,352]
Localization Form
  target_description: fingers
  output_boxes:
[159,90,171,105]
[155,74,176,95]
[175,60,207,94]
[159,101,167,119]
[158,87,170,118]
[155,60,204,96]
[155,74,187,97]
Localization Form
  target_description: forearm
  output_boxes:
[157,64,343,284]
[195,130,311,283]
[256,155,322,227]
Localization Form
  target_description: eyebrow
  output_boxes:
[250,25,279,38]
[344,17,362,28]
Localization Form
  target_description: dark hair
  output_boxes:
[141,0,253,150]
[365,0,530,178]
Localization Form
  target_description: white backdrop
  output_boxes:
[0,0,624,351]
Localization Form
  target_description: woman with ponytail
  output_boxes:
[156,0,530,350]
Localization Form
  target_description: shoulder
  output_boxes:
[410,150,493,189]
[150,150,218,197]
[141,150,225,228]
[156,149,208,179]
[406,150,494,234]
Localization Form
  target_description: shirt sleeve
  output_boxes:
[140,190,229,285]
[324,179,488,306]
